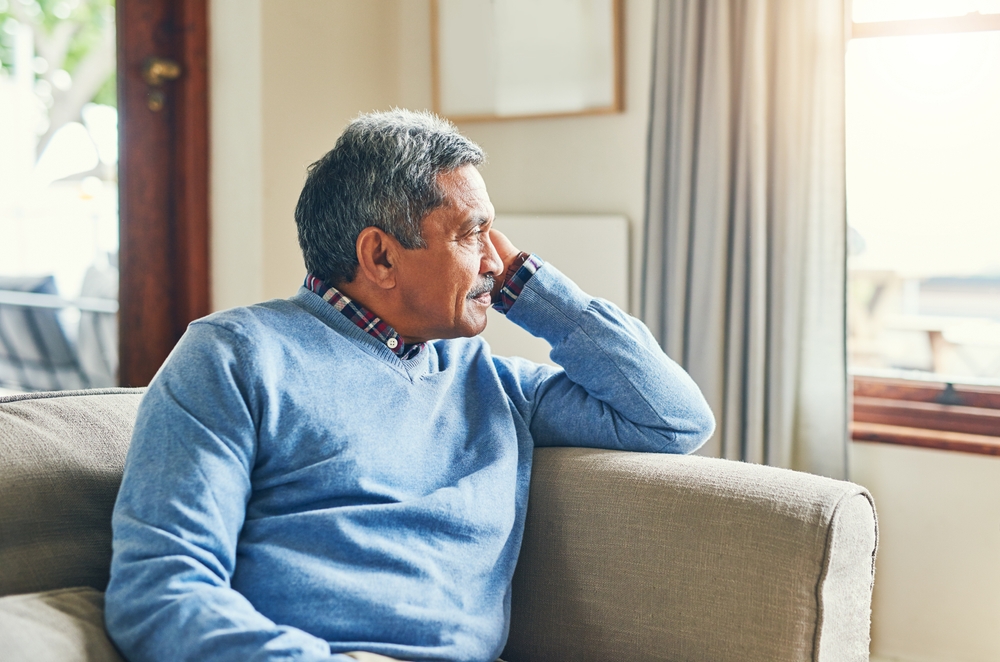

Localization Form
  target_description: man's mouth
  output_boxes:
[468,275,495,302]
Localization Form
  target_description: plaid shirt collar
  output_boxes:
[304,274,425,360]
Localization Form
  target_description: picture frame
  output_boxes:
[431,0,624,122]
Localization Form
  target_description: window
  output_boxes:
[846,1,1000,454]
[0,0,119,393]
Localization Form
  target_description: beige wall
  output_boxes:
[456,94,651,311]
[213,0,654,308]
[420,0,655,313]
[210,0,263,309]
[853,442,1000,662]
[259,0,402,300]
[210,3,1000,661]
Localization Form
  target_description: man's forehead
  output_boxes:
[436,166,493,217]
[422,200,491,239]
[438,165,488,198]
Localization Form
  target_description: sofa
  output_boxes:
[0,388,878,661]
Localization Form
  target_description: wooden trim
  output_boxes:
[449,106,623,125]
[117,0,173,388]
[853,376,1000,410]
[851,375,1000,455]
[852,12,1000,39]
[430,0,441,119]
[852,422,1000,457]
[431,0,624,123]
[854,396,1000,437]
[117,0,210,387]
[611,0,625,113]
[174,0,211,328]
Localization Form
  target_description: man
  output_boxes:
[105,110,714,662]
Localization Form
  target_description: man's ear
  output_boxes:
[355,227,399,291]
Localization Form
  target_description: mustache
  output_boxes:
[467,275,495,299]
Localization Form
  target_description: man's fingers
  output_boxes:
[489,228,521,270]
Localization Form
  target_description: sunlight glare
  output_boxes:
[846,31,1000,277]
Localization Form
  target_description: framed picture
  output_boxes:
[431,0,624,122]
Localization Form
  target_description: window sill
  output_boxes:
[851,374,1000,457]
[851,421,1000,457]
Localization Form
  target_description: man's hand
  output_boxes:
[489,228,522,302]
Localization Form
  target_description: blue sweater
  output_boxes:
[106,263,714,662]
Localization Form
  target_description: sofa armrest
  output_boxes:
[504,448,877,662]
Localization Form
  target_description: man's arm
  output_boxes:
[105,322,348,662]
[489,230,715,453]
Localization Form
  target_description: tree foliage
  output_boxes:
[0,0,116,152]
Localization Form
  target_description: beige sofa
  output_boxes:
[0,388,877,661]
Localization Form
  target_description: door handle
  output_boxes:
[142,57,182,86]
[142,57,182,111]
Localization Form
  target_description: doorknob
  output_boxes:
[143,57,182,86]
[142,57,182,111]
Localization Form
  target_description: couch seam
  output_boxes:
[0,585,99,602]
[0,388,146,405]
[810,487,877,662]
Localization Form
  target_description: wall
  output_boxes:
[210,3,1000,661]
[212,0,654,309]
[258,0,402,300]
[395,0,656,313]
[214,0,409,307]
[853,442,1000,662]
[395,0,654,313]
[210,0,264,309]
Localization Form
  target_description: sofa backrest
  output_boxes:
[0,389,144,597]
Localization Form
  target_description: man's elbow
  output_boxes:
[672,401,716,455]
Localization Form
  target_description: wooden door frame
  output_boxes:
[117,0,210,387]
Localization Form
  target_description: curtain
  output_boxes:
[641,0,848,478]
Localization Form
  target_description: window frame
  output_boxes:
[847,10,1000,455]
[851,11,1000,40]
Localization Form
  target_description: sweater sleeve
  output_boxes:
[500,262,716,453]
[105,321,347,662]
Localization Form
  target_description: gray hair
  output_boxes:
[295,109,486,285]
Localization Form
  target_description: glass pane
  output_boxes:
[853,0,1000,23]
[0,0,118,394]
[846,31,1000,383]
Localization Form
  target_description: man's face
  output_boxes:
[392,164,503,343]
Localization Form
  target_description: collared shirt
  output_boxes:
[304,254,543,359]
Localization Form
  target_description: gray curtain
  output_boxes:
[641,0,848,478]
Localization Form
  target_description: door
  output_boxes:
[117,0,208,386]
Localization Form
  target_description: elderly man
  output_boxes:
[105,110,714,662]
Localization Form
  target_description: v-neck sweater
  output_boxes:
[106,262,715,662]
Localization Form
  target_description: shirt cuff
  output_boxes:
[493,253,544,314]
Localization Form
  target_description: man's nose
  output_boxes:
[482,232,503,276]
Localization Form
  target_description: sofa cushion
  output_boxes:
[0,389,144,597]
[0,586,124,661]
